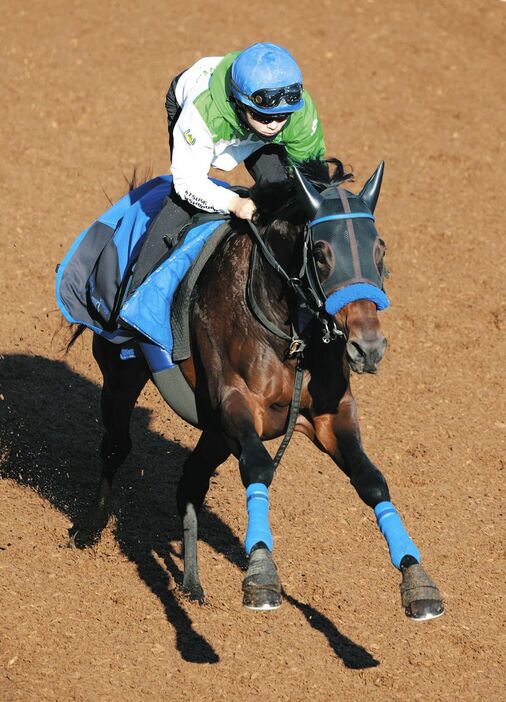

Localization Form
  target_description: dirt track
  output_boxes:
[1,1,505,700]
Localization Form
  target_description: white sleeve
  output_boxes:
[170,104,238,213]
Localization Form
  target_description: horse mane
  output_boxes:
[300,157,354,190]
[251,157,353,229]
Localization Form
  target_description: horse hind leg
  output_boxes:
[69,336,149,548]
[176,430,231,603]
[69,423,133,548]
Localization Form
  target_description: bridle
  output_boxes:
[246,210,378,353]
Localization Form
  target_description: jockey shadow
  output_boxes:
[0,353,379,667]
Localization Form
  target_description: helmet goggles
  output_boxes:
[232,80,303,109]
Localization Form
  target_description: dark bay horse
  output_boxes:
[69,160,444,621]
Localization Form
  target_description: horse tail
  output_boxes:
[65,323,87,353]
[124,164,153,194]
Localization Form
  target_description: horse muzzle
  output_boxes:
[346,334,387,374]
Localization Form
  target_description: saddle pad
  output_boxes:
[56,175,230,346]
[56,176,174,338]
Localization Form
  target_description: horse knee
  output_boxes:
[351,464,390,507]
[239,451,275,488]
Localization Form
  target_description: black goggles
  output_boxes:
[235,82,303,108]
[246,107,290,124]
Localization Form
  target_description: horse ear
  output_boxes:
[359,161,384,213]
[292,165,324,217]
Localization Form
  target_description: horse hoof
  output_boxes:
[401,563,444,621]
[405,598,445,621]
[67,527,100,549]
[182,584,205,605]
[243,588,282,611]
[242,546,282,610]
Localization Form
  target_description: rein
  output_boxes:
[246,220,344,346]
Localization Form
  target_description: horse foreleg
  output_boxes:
[313,399,444,620]
[221,388,282,610]
[176,430,231,603]
[69,336,149,548]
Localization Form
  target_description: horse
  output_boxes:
[66,159,444,621]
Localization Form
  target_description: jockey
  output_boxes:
[166,42,326,220]
[126,43,327,286]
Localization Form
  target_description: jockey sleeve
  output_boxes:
[171,102,239,212]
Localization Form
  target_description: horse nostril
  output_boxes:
[346,340,366,363]
[346,337,387,371]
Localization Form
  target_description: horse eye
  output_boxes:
[374,238,386,266]
[313,242,333,280]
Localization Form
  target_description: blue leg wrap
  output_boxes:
[245,483,273,556]
[374,501,421,570]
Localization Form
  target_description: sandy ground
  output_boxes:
[1,1,505,700]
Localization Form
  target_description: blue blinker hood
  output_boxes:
[293,163,390,315]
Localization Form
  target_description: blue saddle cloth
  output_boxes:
[56,175,227,358]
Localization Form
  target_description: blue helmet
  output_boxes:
[230,42,304,115]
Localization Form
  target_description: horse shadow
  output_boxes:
[0,352,378,668]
